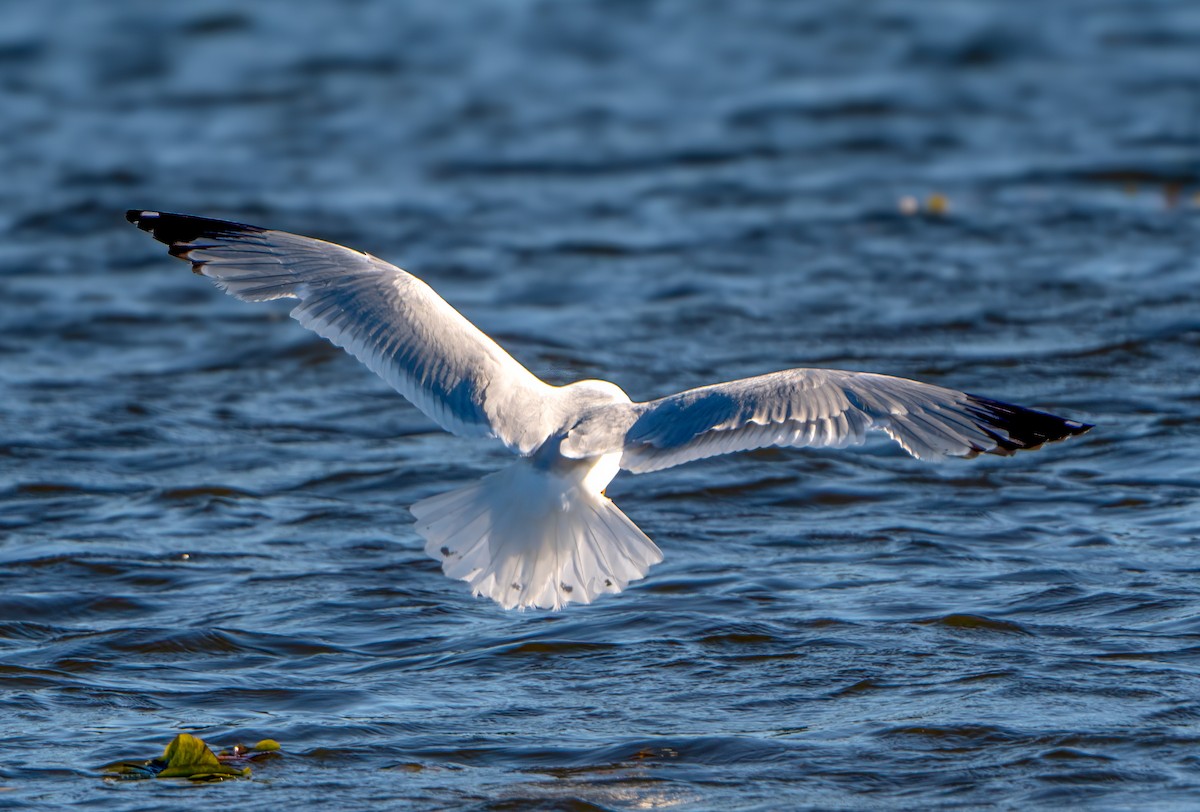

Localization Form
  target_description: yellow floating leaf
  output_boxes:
[157,733,248,779]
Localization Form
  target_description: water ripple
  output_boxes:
[3,0,1199,808]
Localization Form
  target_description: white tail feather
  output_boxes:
[411,459,662,610]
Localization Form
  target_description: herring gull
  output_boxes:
[127,210,1093,610]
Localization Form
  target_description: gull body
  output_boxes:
[128,210,1093,610]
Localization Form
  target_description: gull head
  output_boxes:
[562,378,630,408]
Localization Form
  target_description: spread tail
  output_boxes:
[411,460,662,610]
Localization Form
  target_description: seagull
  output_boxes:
[128,210,1093,610]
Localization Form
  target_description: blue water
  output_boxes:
[2,1,1200,808]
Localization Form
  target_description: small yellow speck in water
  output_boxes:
[181,553,190,560]
[926,193,949,215]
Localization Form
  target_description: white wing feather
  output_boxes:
[128,211,560,454]
[619,368,1091,473]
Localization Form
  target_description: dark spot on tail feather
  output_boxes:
[125,209,266,250]
[963,394,1093,455]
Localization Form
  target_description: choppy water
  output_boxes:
[2,0,1200,808]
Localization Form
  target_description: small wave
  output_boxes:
[878,724,1024,749]
[0,594,156,623]
[157,485,259,501]
[917,613,1031,635]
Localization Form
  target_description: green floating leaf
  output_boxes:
[103,734,252,781]
[216,738,283,765]
[100,760,163,779]
[157,733,249,779]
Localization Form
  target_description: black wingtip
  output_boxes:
[964,394,1093,456]
[125,209,266,252]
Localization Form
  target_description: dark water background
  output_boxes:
[2,1,1199,808]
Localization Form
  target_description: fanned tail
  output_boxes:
[411,460,662,610]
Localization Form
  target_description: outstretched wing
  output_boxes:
[127,210,559,453]
[620,368,1091,473]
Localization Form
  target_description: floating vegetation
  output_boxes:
[897,193,950,216]
[102,733,280,781]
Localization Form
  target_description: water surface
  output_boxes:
[2,1,1199,808]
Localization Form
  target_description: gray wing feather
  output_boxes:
[620,368,1091,473]
[128,211,558,453]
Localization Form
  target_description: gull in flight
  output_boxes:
[128,210,1093,610]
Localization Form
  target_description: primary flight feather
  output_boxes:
[128,210,1093,610]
